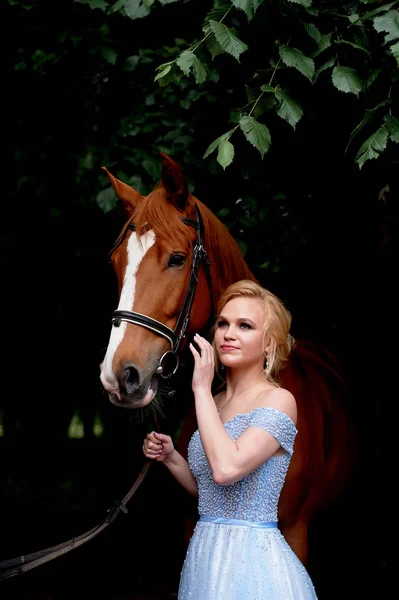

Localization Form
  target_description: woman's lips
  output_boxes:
[220,345,238,351]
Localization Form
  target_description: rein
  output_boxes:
[0,459,152,580]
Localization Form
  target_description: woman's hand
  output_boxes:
[142,431,174,463]
[189,333,215,395]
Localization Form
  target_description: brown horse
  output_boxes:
[99,152,355,564]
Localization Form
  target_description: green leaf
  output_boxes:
[237,214,258,228]
[355,126,389,168]
[373,10,399,44]
[176,50,195,76]
[154,63,172,82]
[274,91,303,129]
[176,50,207,83]
[287,0,312,7]
[348,13,360,25]
[203,1,232,25]
[75,0,108,10]
[108,0,126,14]
[311,32,333,57]
[97,186,117,214]
[390,40,399,66]
[384,114,399,142]
[100,47,118,64]
[208,20,248,61]
[154,60,182,87]
[67,410,84,439]
[217,207,231,217]
[237,239,248,257]
[346,100,390,151]
[122,55,139,71]
[357,1,397,22]
[332,66,363,96]
[217,140,235,169]
[303,22,321,45]
[232,0,260,21]
[334,39,371,57]
[246,85,277,117]
[143,157,161,180]
[260,84,275,94]
[258,260,272,270]
[313,56,335,83]
[123,0,151,19]
[363,67,382,91]
[254,94,278,118]
[204,32,225,60]
[240,195,257,210]
[279,46,315,82]
[192,55,207,84]
[239,115,271,158]
[203,128,236,159]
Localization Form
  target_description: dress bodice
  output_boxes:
[188,407,297,522]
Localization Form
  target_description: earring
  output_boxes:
[264,352,269,373]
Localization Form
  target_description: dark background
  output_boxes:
[2,1,397,598]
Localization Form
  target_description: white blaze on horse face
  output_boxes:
[100,230,156,393]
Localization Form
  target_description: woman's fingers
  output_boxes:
[189,342,199,358]
[192,334,213,359]
[143,431,164,458]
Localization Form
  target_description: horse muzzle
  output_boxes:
[109,375,159,408]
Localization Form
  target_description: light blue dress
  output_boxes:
[178,407,318,599]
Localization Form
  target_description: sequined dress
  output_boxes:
[178,407,318,599]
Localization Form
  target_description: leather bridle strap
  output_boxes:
[112,311,177,348]
[111,205,213,373]
[170,206,212,354]
[0,460,152,580]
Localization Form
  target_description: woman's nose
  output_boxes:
[224,327,235,339]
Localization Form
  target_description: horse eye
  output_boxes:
[168,254,186,268]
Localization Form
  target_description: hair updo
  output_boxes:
[213,279,294,385]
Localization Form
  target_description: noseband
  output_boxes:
[111,205,213,378]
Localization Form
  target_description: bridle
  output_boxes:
[110,204,214,378]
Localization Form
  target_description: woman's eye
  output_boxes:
[217,321,228,328]
[240,323,251,329]
[168,254,186,267]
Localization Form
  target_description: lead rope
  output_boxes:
[0,458,153,580]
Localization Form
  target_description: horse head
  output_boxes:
[100,153,253,408]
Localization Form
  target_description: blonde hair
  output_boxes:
[213,280,295,385]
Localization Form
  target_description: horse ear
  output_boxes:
[101,166,142,214]
[160,152,189,210]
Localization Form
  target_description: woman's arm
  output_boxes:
[190,335,295,486]
[143,431,198,497]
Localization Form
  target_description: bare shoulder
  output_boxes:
[259,387,297,425]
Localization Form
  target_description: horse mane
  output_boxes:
[195,199,257,307]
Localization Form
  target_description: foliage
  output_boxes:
[8,0,397,283]
[96,0,399,169]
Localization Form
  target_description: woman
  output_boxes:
[143,280,318,599]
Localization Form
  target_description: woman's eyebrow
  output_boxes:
[218,315,257,326]
[239,318,257,326]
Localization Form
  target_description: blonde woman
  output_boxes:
[143,280,317,599]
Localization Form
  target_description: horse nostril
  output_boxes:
[123,365,140,394]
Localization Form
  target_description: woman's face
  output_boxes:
[214,296,266,370]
